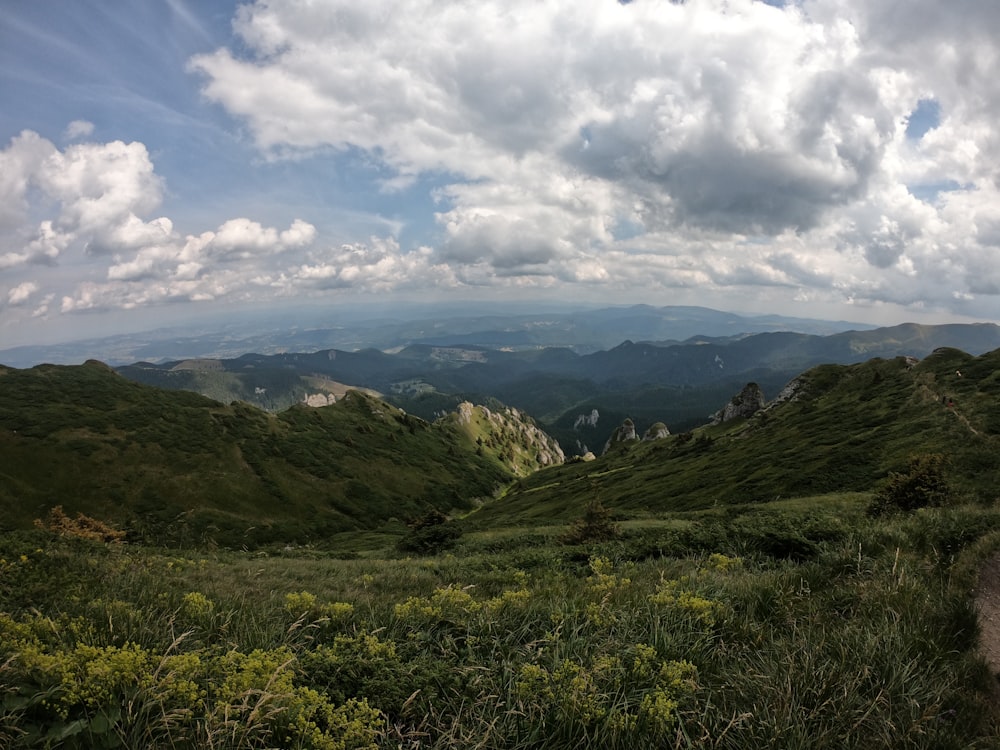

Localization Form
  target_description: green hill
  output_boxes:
[474,348,1000,526]
[7,351,1000,747]
[5,347,1000,545]
[0,361,559,547]
[115,321,1000,455]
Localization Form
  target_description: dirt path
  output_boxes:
[974,552,1000,676]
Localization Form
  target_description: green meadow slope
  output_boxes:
[4,347,1000,546]
[476,347,1000,526]
[0,361,559,547]
[6,351,1000,747]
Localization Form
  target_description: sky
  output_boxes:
[2,0,1000,348]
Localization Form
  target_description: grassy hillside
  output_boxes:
[0,362,555,547]
[476,348,1000,526]
[115,322,1000,458]
[5,351,1000,747]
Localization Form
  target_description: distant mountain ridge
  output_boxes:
[113,320,1000,455]
[0,304,874,368]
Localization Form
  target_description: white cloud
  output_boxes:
[6,0,1000,335]
[31,294,55,319]
[7,281,39,306]
[204,217,316,260]
[290,237,455,292]
[184,0,1000,319]
[0,131,57,233]
[191,0,896,236]
[64,120,95,140]
[0,130,322,318]
[0,221,71,269]
[96,217,318,305]
[0,133,174,269]
[35,139,166,254]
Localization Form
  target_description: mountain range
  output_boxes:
[0,303,871,368]
[4,307,1000,749]
[115,319,1000,455]
[477,345,1000,527]
[2,339,1000,548]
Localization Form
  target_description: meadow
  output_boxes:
[3,493,1000,749]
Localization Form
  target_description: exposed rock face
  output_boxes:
[456,401,475,425]
[571,408,601,455]
[302,383,380,409]
[303,393,336,407]
[602,418,639,454]
[453,401,564,475]
[712,382,766,424]
[643,422,670,441]
[769,377,803,408]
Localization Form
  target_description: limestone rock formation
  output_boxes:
[574,409,600,430]
[643,421,670,441]
[448,401,564,476]
[302,393,336,407]
[769,377,803,409]
[712,382,766,424]
[602,418,639,454]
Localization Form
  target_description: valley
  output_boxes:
[114,315,1000,457]
[3,315,1000,747]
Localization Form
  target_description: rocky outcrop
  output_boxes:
[602,418,639,454]
[449,401,564,476]
[303,393,336,407]
[601,418,669,453]
[712,382,766,424]
[643,422,670,441]
[455,401,476,425]
[768,377,803,409]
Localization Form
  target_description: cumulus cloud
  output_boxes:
[7,281,39,306]
[190,1,898,235]
[184,0,1000,319]
[0,132,172,266]
[0,131,57,233]
[204,217,316,260]
[6,0,1000,333]
[89,217,318,307]
[36,139,167,254]
[290,237,455,292]
[64,120,94,140]
[0,129,320,318]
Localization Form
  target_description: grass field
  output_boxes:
[3,493,1000,749]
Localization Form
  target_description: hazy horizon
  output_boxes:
[0,299,971,370]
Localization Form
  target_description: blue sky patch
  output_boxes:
[905,98,941,140]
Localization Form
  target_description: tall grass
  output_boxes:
[2,499,1000,748]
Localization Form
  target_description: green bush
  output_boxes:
[396,510,463,555]
[560,500,622,545]
[869,454,951,516]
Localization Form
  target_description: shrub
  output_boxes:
[561,499,621,545]
[396,510,463,555]
[868,454,951,516]
[33,506,125,544]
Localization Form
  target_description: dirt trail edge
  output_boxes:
[974,552,1000,676]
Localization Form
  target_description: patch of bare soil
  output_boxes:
[975,552,1000,678]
